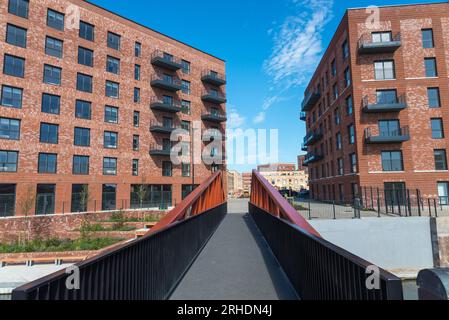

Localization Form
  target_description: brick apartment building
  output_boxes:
[257,163,296,172]
[0,0,226,216]
[301,2,449,204]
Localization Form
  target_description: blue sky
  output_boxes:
[90,0,442,173]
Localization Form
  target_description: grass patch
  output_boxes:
[0,238,123,254]
[292,203,309,211]
[103,211,162,223]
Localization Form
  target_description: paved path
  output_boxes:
[170,199,298,300]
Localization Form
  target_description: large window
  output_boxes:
[107,32,121,50]
[103,158,117,175]
[435,149,448,171]
[77,73,92,93]
[78,47,93,67]
[422,29,434,49]
[350,153,357,173]
[372,31,392,43]
[73,156,89,175]
[132,159,139,176]
[428,88,441,108]
[0,150,18,172]
[1,85,22,108]
[35,184,55,215]
[424,58,438,77]
[74,127,90,147]
[38,153,57,174]
[135,42,141,57]
[374,60,395,80]
[105,81,119,98]
[134,88,140,103]
[106,56,120,75]
[182,60,191,74]
[162,161,172,177]
[0,117,20,140]
[181,80,191,95]
[104,131,118,149]
[3,54,24,78]
[377,89,397,104]
[348,124,355,144]
[381,151,403,172]
[102,184,117,211]
[6,24,27,48]
[342,40,349,60]
[181,100,191,115]
[336,132,342,150]
[79,21,94,41]
[40,123,58,144]
[134,64,141,80]
[0,184,16,217]
[43,64,61,85]
[45,36,63,58]
[75,100,91,119]
[337,158,344,176]
[431,118,444,139]
[105,105,118,123]
[71,184,88,213]
[378,120,400,136]
[41,93,60,114]
[47,9,64,31]
[8,0,29,19]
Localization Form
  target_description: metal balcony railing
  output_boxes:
[201,90,227,104]
[303,129,323,147]
[151,50,182,71]
[149,120,179,134]
[201,70,226,86]
[150,96,182,113]
[201,111,227,123]
[150,75,182,92]
[303,153,324,166]
[362,94,407,113]
[301,91,321,112]
[365,126,410,144]
[300,112,307,121]
[358,32,401,54]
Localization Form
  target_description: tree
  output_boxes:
[79,184,90,213]
[19,185,35,244]
[136,178,149,220]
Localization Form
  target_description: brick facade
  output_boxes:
[301,3,449,203]
[0,0,226,216]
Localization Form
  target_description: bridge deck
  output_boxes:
[170,199,298,300]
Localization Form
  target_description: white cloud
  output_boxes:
[264,0,334,89]
[227,108,246,129]
[253,112,266,124]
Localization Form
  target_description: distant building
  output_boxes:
[259,170,309,192]
[227,170,243,198]
[297,155,308,173]
[242,173,253,197]
[257,163,296,172]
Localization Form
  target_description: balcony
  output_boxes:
[300,112,307,121]
[202,90,227,104]
[201,70,226,86]
[149,121,178,134]
[151,50,182,71]
[149,144,172,157]
[301,92,321,112]
[150,97,182,113]
[303,153,324,166]
[365,126,410,144]
[303,130,323,147]
[202,111,227,123]
[362,94,407,113]
[358,33,401,54]
[301,144,308,152]
[150,75,182,92]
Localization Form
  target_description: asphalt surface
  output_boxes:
[170,199,298,300]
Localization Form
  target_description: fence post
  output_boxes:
[377,188,381,218]
[396,190,402,217]
[370,187,374,210]
[407,189,412,217]
[333,201,336,220]
[417,189,421,217]
[62,202,65,215]
[428,198,432,217]
[434,199,438,218]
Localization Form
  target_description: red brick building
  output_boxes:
[0,0,226,216]
[301,3,449,204]
[257,163,296,172]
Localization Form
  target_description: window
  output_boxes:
[424,58,438,77]
[107,32,121,50]
[40,123,58,144]
[434,150,448,171]
[104,131,118,149]
[1,85,22,108]
[134,64,140,80]
[334,108,341,125]
[75,100,91,120]
[43,64,61,85]
[106,56,120,74]
[181,100,191,115]
[0,118,20,140]
[350,153,357,173]
[431,118,444,139]
[0,184,16,217]
[135,42,141,57]
[344,68,351,87]
[348,124,355,144]
[182,80,191,94]
[337,158,344,175]
[342,40,349,60]
[428,88,441,108]
[372,31,392,43]
[182,185,197,200]
[132,159,139,176]
[78,47,93,67]
[74,127,90,147]
[181,60,191,74]
[331,59,337,77]
[133,111,140,127]
[134,88,140,103]
[346,95,353,115]
[103,158,117,175]
[8,0,29,18]
[106,81,119,98]
[374,60,395,80]
[3,54,24,78]
[6,24,27,48]
[182,163,191,177]
[105,106,118,123]
[333,83,338,100]
[76,73,93,93]
[102,184,117,211]
[45,36,63,58]
[162,161,172,177]
[38,153,57,174]
[0,150,18,172]
[422,29,434,49]
[379,120,400,136]
[181,120,190,131]
[41,93,60,114]
[73,156,89,175]
[377,89,397,104]
[47,9,64,31]
[381,151,403,172]
[336,133,342,150]
[133,135,139,151]
[71,184,88,212]
[79,21,94,41]
[35,184,55,215]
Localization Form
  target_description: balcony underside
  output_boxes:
[304,134,323,147]
[151,57,182,71]
[201,75,226,86]
[303,155,324,166]
[358,41,401,54]
[149,149,171,157]
[150,102,182,113]
[301,93,321,112]
[202,114,227,123]
[150,126,176,134]
[363,102,407,113]
[202,95,227,104]
[150,80,182,92]
[365,135,410,144]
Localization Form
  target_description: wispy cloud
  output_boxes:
[253,112,266,124]
[227,107,246,129]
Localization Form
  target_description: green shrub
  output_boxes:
[0,238,122,253]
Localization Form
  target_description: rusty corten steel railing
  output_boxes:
[250,170,320,237]
[12,171,226,300]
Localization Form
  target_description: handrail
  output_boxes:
[250,170,320,237]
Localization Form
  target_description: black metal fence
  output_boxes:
[249,203,404,300]
[12,203,227,300]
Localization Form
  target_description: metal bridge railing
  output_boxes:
[12,171,227,300]
[249,170,404,300]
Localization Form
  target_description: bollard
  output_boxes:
[434,199,438,218]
